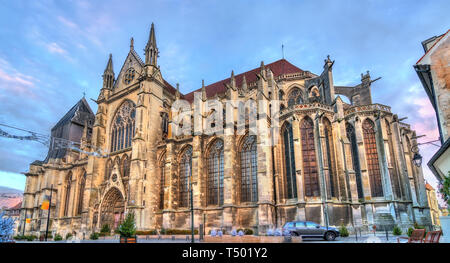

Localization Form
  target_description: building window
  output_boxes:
[179,146,192,208]
[64,173,72,217]
[77,172,86,215]
[121,155,130,178]
[287,88,304,107]
[240,135,258,203]
[123,67,135,85]
[301,117,319,197]
[323,118,336,198]
[346,123,364,199]
[362,119,383,197]
[207,139,224,206]
[111,100,136,152]
[283,122,297,199]
[159,153,166,210]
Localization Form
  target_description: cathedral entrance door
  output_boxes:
[100,187,125,230]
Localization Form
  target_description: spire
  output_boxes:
[201,79,207,101]
[130,37,134,50]
[230,70,236,88]
[144,23,158,66]
[103,54,114,90]
[104,54,114,74]
[260,61,266,78]
[176,83,180,99]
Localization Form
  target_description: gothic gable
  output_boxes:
[114,49,144,92]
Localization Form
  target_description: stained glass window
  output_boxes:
[283,123,297,199]
[362,119,383,197]
[77,172,86,215]
[301,117,319,197]
[207,140,224,206]
[287,88,304,107]
[64,173,72,217]
[159,153,166,209]
[240,135,258,203]
[179,146,192,208]
[111,101,136,152]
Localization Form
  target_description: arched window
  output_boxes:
[111,100,136,152]
[207,140,224,206]
[283,123,297,199]
[385,120,402,199]
[121,155,130,178]
[179,146,192,208]
[159,153,166,209]
[323,118,336,198]
[301,117,319,197]
[64,173,72,217]
[105,159,113,181]
[287,88,304,107]
[362,119,383,197]
[240,135,258,203]
[346,123,364,199]
[77,172,86,215]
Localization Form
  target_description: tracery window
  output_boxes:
[123,68,135,85]
[179,146,192,208]
[323,118,336,198]
[240,135,258,203]
[121,155,130,178]
[77,172,86,215]
[283,123,297,199]
[159,153,166,209]
[346,123,364,199]
[105,159,113,181]
[207,140,224,206]
[362,119,383,197]
[64,173,72,217]
[111,100,136,152]
[301,117,319,197]
[287,88,304,107]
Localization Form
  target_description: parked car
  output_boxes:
[283,221,340,241]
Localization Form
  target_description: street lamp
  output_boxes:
[412,152,423,167]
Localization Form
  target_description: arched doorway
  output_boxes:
[100,187,125,229]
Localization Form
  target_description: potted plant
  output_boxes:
[117,212,137,243]
[438,172,450,243]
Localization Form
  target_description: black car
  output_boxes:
[283,221,340,241]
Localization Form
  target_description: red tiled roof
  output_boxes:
[416,29,450,64]
[425,183,434,191]
[183,59,305,102]
[163,79,177,95]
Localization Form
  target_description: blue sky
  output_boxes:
[0,0,448,195]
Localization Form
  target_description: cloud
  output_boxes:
[45,42,67,55]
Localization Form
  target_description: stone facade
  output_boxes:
[425,183,440,227]
[20,25,432,238]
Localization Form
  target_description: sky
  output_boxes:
[0,0,448,199]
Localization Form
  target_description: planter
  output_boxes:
[440,216,450,243]
[120,236,137,243]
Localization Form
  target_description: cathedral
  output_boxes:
[20,24,432,239]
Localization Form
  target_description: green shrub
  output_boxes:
[392,225,402,236]
[65,233,73,240]
[407,227,414,237]
[13,235,25,240]
[117,212,137,238]
[164,229,198,235]
[25,235,37,241]
[54,234,62,241]
[339,224,349,237]
[100,224,111,234]
[135,230,157,235]
[90,232,99,240]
